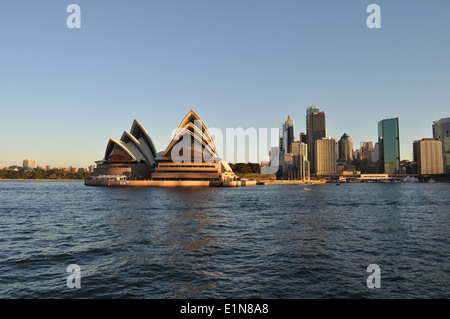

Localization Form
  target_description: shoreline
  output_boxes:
[0,179,85,181]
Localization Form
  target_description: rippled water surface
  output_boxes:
[0,181,448,298]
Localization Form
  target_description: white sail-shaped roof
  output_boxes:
[120,131,156,166]
[130,119,157,159]
[101,119,158,166]
[104,139,138,162]
[163,110,218,159]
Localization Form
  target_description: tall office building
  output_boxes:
[306,106,326,173]
[282,115,295,153]
[315,137,337,175]
[291,141,310,181]
[378,118,400,174]
[338,133,354,165]
[432,117,450,174]
[413,138,443,175]
[23,159,37,171]
[360,141,374,173]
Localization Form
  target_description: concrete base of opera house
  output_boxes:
[84,179,258,187]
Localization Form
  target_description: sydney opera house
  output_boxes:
[85,110,244,187]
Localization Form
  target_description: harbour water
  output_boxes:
[0,181,448,298]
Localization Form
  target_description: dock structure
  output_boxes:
[85,179,258,187]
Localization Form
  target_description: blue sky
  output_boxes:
[0,0,449,167]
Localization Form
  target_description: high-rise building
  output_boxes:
[299,132,307,144]
[413,138,443,175]
[282,115,295,153]
[292,142,308,159]
[291,141,310,181]
[315,137,337,175]
[432,117,450,174]
[338,133,354,165]
[23,159,37,171]
[360,141,374,173]
[378,118,400,174]
[306,106,326,173]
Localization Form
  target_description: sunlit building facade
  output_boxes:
[306,106,326,173]
[152,110,236,181]
[93,119,158,180]
[338,133,353,165]
[413,138,443,175]
[91,111,236,183]
[315,137,337,175]
[433,117,450,174]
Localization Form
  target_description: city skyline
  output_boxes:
[1,1,450,167]
[3,110,447,171]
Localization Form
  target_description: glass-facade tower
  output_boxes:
[378,118,400,174]
[282,115,295,154]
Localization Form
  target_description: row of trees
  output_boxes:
[228,163,261,174]
[0,169,92,180]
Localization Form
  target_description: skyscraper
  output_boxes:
[282,115,295,153]
[338,133,354,165]
[315,137,337,175]
[432,117,450,174]
[360,141,375,173]
[291,141,310,181]
[378,118,400,174]
[413,138,443,175]
[306,106,326,173]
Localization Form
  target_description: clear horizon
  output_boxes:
[1,0,449,168]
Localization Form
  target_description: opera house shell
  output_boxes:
[87,110,238,186]
[92,119,157,180]
[152,110,236,182]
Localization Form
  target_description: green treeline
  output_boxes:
[228,163,261,174]
[0,169,92,180]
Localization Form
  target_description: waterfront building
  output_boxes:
[315,137,337,175]
[432,117,450,174]
[290,141,310,181]
[93,119,158,180]
[338,133,353,165]
[283,153,293,179]
[360,141,375,173]
[413,138,443,175]
[23,159,37,171]
[92,111,236,183]
[152,110,237,182]
[306,106,326,173]
[378,118,400,174]
[278,123,284,177]
[400,160,413,174]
